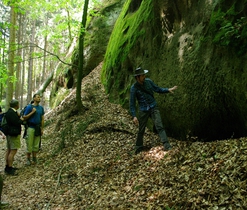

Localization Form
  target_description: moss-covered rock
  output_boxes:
[70,0,125,82]
[102,0,247,141]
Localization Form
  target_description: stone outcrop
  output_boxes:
[102,0,247,141]
[67,0,125,87]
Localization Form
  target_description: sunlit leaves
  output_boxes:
[1,0,92,62]
[0,63,8,86]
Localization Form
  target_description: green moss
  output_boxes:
[101,0,154,93]
[99,0,247,141]
[209,9,227,32]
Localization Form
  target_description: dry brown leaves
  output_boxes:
[2,63,247,209]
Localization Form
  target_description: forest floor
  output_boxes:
[1,63,247,210]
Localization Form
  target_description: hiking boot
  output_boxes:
[5,168,17,176]
[4,166,9,173]
[164,143,172,151]
[26,159,31,166]
[5,166,18,173]
[33,157,38,164]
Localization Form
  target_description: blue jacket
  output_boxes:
[24,104,44,127]
[130,78,169,117]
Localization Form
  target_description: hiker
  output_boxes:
[5,99,24,175]
[129,67,178,154]
[23,94,44,165]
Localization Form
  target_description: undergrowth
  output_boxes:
[209,1,247,55]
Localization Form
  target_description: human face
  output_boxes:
[33,94,41,104]
[137,74,146,84]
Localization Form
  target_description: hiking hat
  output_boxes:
[133,67,148,76]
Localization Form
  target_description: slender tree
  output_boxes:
[2,0,98,109]
[15,12,22,100]
[20,13,27,108]
[6,2,16,110]
[27,21,36,103]
[76,0,89,110]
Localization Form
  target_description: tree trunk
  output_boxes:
[76,0,89,111]
[0,33,6,102]
[27,21,36,103]
[15,12,22,100]
[6,4,16,110]
[19,13,27,108]
[66,9,72,42]
[42,35,47,84]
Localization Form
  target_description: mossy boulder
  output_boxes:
[102,0,247,141]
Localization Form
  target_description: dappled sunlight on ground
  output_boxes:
[143,146,171,161]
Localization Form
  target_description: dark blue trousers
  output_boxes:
[136,107,169,149]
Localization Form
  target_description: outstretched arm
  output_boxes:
[168,86,178,93]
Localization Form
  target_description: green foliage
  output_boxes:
[0,62,17,90]
[51,88,70,109]
[0,63,8,87]
[209,2,247,55]
[213,16,247,45]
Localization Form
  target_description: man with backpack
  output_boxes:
[23,94,44,165]
[5,99,24,175]
[130,67,177,154]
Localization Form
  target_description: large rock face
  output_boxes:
[83,0,125,76]
[102,0,247,141]
[66,0,125,89]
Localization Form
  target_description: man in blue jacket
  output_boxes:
[23,94,44,165]
[130,67,177,154]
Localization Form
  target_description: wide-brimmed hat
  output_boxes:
[133,67,148,76]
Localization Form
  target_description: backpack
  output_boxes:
[20,104,32,125]
[0,113,4,125]
[0,113,9,136]
[20,105,28,118]
[21,104,35,138]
